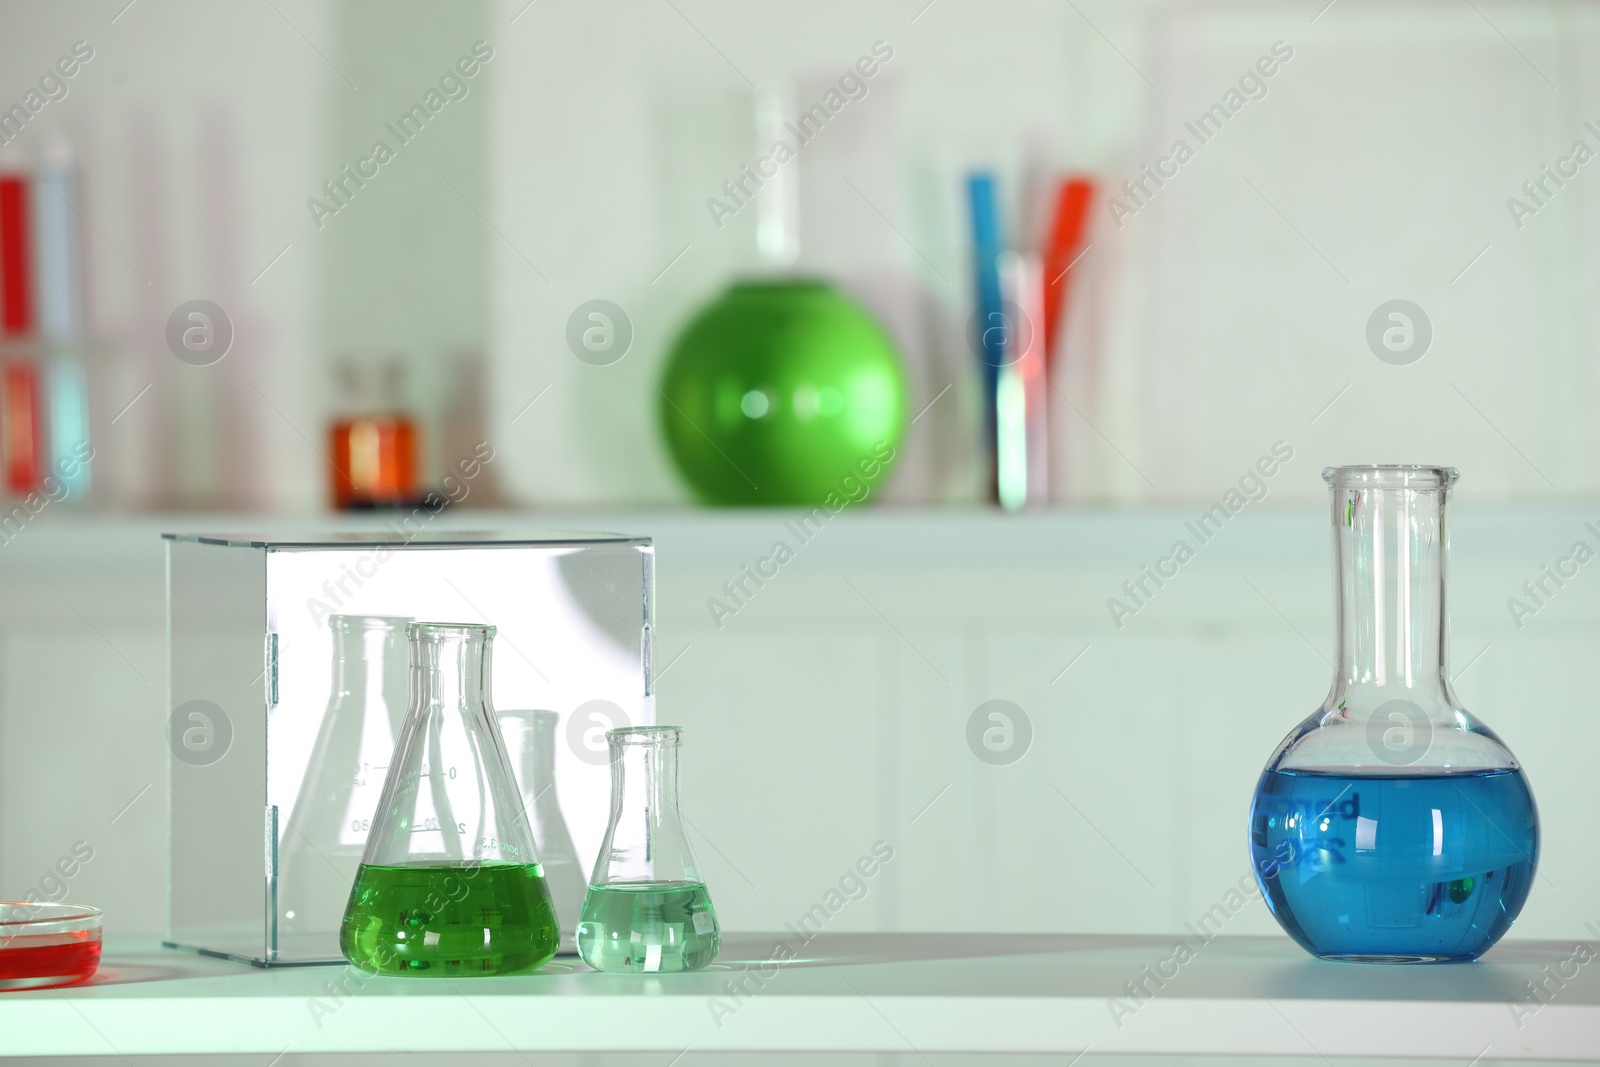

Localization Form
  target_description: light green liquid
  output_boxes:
[340,861,559,976]
[576,881,719,973]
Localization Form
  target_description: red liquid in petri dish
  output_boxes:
[0,930,102,989]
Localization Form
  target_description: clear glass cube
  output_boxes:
[163,530,653,965]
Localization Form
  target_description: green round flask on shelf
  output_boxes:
[658,279,908,506]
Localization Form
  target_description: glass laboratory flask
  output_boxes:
[340,623,559,975]
[1250,466,1538,963]
[277,615,411,951]
[499,709,587,954]
[577,726,719,972]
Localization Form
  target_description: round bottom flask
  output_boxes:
[1250,466,1538,963]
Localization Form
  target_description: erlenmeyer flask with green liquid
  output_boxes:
[340,622,559,976]
[577,726,719,973]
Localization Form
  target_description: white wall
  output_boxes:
[1058,0,1600,502]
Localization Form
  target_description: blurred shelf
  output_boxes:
[1,934,1594,1059]
[2,502,1597,573]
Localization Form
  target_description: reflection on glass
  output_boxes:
[277,615,411,952]
[500,709,587,953]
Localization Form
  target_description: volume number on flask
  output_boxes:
[399,764,458,783]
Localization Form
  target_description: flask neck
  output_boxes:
[594,731,696,885]
[611,741,681,830]
[1329,484,1451,701]
[331,618,408,703]
[410,628,491,711]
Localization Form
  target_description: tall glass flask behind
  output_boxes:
[578,727,719,973]
[277,615,410,953]
[340,623,559,975]
[499,709,587,953]
[1250,467,1538,963]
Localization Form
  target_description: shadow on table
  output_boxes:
[707,932,1152,972]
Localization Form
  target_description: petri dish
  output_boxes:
[0,903,102,990]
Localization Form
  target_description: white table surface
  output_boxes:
[2,934,1596,1060]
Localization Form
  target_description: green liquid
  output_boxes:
[340,862,560,976]
[576,881,719,973]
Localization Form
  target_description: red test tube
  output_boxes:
[0,171,44,494]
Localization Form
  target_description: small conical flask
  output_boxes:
[278,615,411,951]
[499,709,587,954]
[577,726,719,973]
[340,622,560,975]
[1250,466,1538,963]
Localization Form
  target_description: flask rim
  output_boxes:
[406,621,496,639]
[499,708,559,724]
[607,725,682,746]
[1322,465,1458,490]
[330,614,413,631]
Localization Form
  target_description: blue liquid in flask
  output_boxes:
[1250,768,1538,963]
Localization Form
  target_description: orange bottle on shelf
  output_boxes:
[327,356,419,510]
